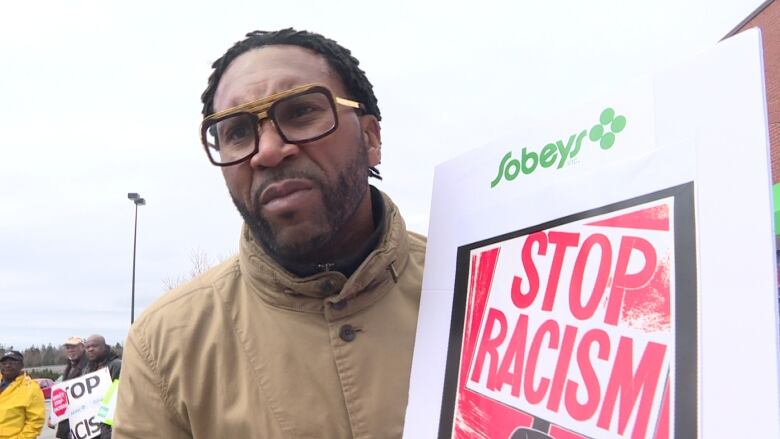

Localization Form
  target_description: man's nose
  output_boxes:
[248,119,300,168]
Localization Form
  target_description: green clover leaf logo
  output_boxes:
[589,108,627,150]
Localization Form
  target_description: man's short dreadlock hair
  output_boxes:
[201,28,381,179]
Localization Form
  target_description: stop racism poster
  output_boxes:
[50,368,112,439]
[404,29,780,438]
[443,186,695,438]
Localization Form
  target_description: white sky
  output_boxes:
[0,0,765,349]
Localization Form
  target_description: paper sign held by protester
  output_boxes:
[49,368,112,439]
[446,188,693,439]
[404,29,780,438]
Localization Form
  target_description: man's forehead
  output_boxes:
[214,45,342,111]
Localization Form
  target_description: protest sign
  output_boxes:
[404,29,779,438]
[445,187,694,439]
[50,368,112,439]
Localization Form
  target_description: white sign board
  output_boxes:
[50,368,112,439]
[404,29,779,439]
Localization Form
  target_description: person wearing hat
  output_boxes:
[53,336,89,439]
[0,350,45,439]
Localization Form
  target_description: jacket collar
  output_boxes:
[267,187,387,278]
[238,188,410,320]
[0,373,31,393]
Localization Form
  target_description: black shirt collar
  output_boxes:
[274,186,386,278]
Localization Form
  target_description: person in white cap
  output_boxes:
[53,336,88,439]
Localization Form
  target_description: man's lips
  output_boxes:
[259,179,315,206]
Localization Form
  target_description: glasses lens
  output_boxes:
[205,113,257,164]
[273,91,336,142]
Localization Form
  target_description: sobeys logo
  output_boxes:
[490,108,627,188]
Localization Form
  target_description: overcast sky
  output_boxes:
[0,0,766,350]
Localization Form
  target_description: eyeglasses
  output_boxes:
[200,83,365,166]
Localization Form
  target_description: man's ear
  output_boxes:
[361,115,382,167]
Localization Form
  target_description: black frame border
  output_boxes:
[438,182,698,438]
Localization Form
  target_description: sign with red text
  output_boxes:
[443,185,695,438]
[404,30,780,439]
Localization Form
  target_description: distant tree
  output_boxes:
[27,368,59,380]
[24,346,42,367]
[0,344,67,367]
[162,248,231,291]
[41,344,61,366]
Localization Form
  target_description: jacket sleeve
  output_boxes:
[20,383,45,439]
[112,328,191,439]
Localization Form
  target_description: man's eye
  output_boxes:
[278,104,326,124]
[278,104,320,122]
[226,125,251,141]
[290,105,317,118]
[219,119,254,145]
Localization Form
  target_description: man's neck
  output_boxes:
[2,373,19,382]
[269,186,386,278]
[93,352,110,366]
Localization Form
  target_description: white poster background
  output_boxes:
[463,197,676,439]
[404,29,779,438]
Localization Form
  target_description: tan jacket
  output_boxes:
[114,193,425,438]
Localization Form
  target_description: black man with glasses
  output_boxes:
[115,29,426,439]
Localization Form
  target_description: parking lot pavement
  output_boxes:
[38,402,56,439]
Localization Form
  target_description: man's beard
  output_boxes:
[231,143,369,262]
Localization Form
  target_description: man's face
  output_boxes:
[0,359,22,380]
[212,45,381,262]
[85,339,107,362]
[64,344,84,361]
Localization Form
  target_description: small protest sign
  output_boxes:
[49,368,112,439]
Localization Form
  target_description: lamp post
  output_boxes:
[127,193,146,324]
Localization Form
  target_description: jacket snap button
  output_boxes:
[322,279,336,293]
[339,324,356,342]
[331,300,347,310]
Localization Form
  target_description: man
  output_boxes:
[84,335,121,439]
[0,351,44,439]
[84,335,121,381]
[114,28,425,438]
[54,336,89,439]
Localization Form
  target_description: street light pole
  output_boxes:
[127,193,146,324]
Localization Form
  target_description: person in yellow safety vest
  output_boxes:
[0,351,44,439]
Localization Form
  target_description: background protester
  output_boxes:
[84,335,121,439]
[0,351,44,439]
[84,335,121,380]
[54,336,89,439]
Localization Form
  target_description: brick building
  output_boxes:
[723,0,780,237]
[725,0,779,181]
